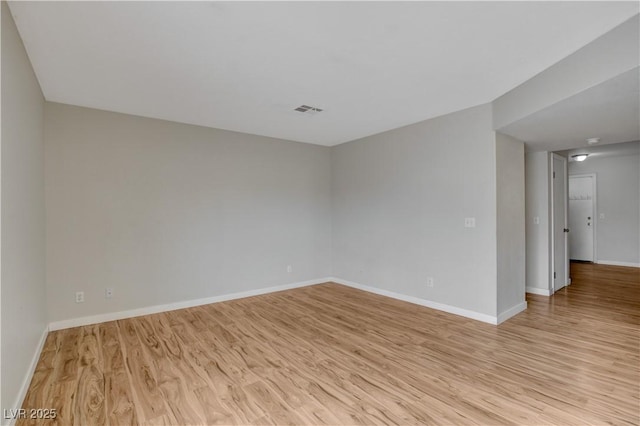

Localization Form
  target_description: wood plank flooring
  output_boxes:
[19,262,639,425]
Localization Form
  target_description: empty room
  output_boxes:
[2,1,639,425]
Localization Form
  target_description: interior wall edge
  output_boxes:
[525,286,552,297]
[596,260,640,268]
[5,326,48,426]
[496,301,528,325]
[1,0,47,416]
[48,277,332,331]
[492,15,639,130]
[330,277,499,325]
[49,273,520,332]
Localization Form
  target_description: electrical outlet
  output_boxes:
[599,213,605,220]
[287,265,292,273]
[534,216,540,225]
[464,217,476,228]
[75,291,84,303]
[427,277,434,288]
[105,288,113,299]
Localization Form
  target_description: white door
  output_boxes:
[569,175,595,261]
[552,155,568,292]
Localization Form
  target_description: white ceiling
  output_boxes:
[557,140,640,162]
[499,67,640,152]
[8,1,640,146]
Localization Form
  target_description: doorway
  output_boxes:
[569,174,596,262]
[552,154,569,292]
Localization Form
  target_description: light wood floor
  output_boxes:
[19,262,639,425]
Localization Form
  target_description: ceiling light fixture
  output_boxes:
[587,137,600,145]
[572,154,589,162]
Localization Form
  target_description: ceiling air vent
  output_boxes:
[294,105,323,115]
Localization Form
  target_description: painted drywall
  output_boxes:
[331,104,498,317]
[494,14,640,130]
[45,103,332,323]
[1,1,47,414]
[524,152,552,294]
[496,133,525,314]
[569,151,640,265]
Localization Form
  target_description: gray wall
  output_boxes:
[332,104,499,317]
[45,103,332,323]
[525,152,552,293]
[569,151,640,265]
[496,133,525,314]
[1,2,47,413]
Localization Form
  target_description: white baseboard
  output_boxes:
[6,326,49,426]
[526,286,552,296]
[49,277,331,331]
[48,274,544,332]
[329,277,499,325]
[497,301,528,325]
[597,260,640,268]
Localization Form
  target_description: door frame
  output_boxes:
[568,173,598,263]
[550,153,569,291]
